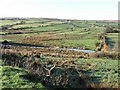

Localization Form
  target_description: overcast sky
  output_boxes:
[0,0,119,20]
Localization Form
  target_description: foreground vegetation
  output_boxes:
[0,53,118,88]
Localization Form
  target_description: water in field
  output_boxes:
[67,48,95,53]
[0,43,95,53]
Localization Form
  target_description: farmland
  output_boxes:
[0,18,119,89]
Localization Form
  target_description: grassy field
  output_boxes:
[76,58,118,85]
[0,18,119,89]
[1,19,118,50]
[0,65,46,89]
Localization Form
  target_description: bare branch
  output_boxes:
[43,65,55,76]
[50,65,55,71]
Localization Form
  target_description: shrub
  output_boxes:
[105,26,120,33]
[2,40,9,44]
[105,27,113,33]
[89,51,120,59]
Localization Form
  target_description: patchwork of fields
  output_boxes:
[0,18,119,89]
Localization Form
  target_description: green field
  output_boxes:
[1,19,117,50]
[0,65,46,88]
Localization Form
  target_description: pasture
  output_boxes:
[0,18,119,89]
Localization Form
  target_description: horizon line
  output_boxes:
[0,17,118,21]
